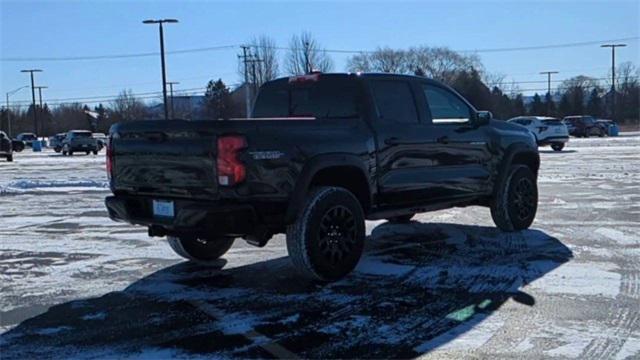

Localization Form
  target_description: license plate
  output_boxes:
[153,200,174,218]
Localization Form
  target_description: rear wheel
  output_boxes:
[286,187,365,281]
[92,150,98,155]
[167,236,235,262]
[6,154,13,162]
[491,165,538,232]
[551,143,565,151]
[386,214,414,224]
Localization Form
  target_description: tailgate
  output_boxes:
[110,122,218,199]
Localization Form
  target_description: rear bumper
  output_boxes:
[105,195,257,237]
[538,136,569,145]
[70,144,99,151]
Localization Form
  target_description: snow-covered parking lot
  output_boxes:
[1,134,639,359]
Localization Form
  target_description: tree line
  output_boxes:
[1,32,638,136]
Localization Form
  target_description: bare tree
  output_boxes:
[406,46,480,83]
[248,36,279,87]
[110,90,147,122]
[346,52,372,73]
[285,32,333,75]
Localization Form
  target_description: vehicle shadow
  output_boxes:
[538,149,577,154]
[0,222,572,359]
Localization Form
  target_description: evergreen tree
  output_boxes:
[204,79,235,120]
[512,94,526,116]
[543,93,556,117]
[529,93,545,115]
[558,94,571,117]
[586,88,603,118]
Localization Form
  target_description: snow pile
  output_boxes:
[0,179,108,195]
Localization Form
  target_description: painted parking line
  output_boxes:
[187,299,299,359]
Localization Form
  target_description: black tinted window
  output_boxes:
[253,76,360,119]
[370,80,418,123]
[423,85,471,124]
[73,132,92,138]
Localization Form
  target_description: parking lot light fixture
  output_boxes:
[143,19,179,120]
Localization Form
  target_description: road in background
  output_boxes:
[1,135,639,359]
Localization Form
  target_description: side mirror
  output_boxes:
[476,111,492,126]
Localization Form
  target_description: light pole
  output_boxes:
[601,44,626,118]
[20,69,42,134]
[143,18,178,120]
[540,71,558,115]
[167,81,179,119]
[5,85,29,137]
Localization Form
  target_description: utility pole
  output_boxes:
[35,86,48,109]
[540,71,558,115]
[20,69,42,135]
[247,51,264,99]
[143,18,178,120]
[5,86,28,137]
[34,86,48,135]
[601,43,627,119]
[238,45,251,117]
[167,81,179,119]
[303,41,311,74]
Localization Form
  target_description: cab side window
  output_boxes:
[370,80,419,124]
[423,85,472,124]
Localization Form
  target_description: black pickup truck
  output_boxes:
[106,73,539,281]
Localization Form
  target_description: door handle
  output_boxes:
[436,136,449,144]
[385,137,400,145]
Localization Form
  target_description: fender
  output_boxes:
[493,142,540,196]
[284,153,373,224]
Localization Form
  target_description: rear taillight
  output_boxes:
[217,135,247,186]
[106,136,114,180]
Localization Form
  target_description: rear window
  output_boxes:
[370,80,418,123]
[541,119,562,125]
[22,134,36,140]
[253,76,361,119]
[72,132,92,138]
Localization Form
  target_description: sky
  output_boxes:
[1,0,639,107]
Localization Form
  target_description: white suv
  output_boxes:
[507,116,570,151]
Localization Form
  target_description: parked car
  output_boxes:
[61,130,100,156]
[15,132,37,147]
[507,116,569,151]
[92,133,107,151]
[0,131,13,162]
[49,133,66,152]
[596,119,620,136]
[105,73,540,281]
[11,139,25,152]
[562,115,604,137]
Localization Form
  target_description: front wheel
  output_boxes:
[490,165,538,232]
[286,187,365,282]
[551,143,565,151]
[6,154,13,162]
[167,236,235,262]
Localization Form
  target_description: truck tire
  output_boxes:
[286,186,365,282]
[490,165,538,232]
[167,236,235,262]
[386,214,414,224]
[551,143,564,151]
[7,154,13,162]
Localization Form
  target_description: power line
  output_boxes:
[1,45,238,62]
[3,37,638,62]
